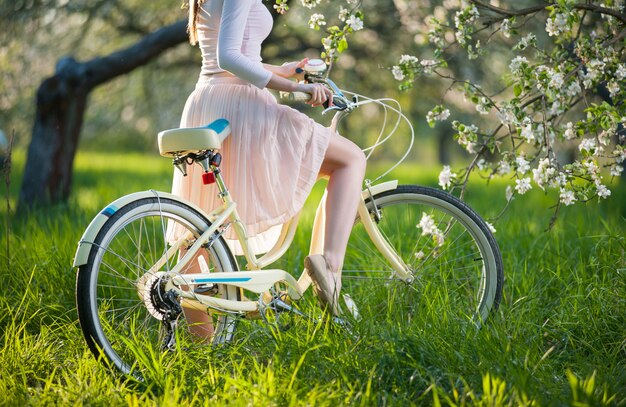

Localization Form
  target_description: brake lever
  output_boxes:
[322,105,345,115]
[322,94,351,115]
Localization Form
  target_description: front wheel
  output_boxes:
[76,197,239,380]
[342,185,503,331]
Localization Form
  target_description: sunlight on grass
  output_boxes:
[1,150,625,405]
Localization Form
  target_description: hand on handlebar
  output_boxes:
[299,83,333,107]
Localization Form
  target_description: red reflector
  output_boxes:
[202,172,216,185]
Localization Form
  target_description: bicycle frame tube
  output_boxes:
[214,183,304,271]
[137,108,413,313]
[300,181,413,286]
[356,197,413,281]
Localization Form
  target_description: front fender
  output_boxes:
[361,180,399,200]
[72,190,205,267]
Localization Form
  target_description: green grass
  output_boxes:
[1,150,625,406]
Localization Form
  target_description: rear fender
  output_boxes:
[72,190,205,267]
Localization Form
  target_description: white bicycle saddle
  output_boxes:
[158,118,231,157]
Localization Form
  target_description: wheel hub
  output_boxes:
[138,272,179,321]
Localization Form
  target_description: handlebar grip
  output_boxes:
[291,91,311,102]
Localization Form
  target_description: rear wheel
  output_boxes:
[76,197,239,379]
[342,185,503,331]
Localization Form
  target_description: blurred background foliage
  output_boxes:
[0,0,604,169]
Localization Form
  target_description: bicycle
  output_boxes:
[74,60,503,380]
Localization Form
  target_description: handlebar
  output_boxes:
[281,58,416,185]
[280,59,355,115]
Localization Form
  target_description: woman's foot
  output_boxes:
[305,254,341,316]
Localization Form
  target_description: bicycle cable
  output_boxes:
[338,89,416,184]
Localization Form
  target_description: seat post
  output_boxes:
[209,153,230,203]
[213,169,231,203]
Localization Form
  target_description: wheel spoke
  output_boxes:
[343,187,502,332]
[76,200,240,379]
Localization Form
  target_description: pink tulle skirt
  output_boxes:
[170,76,332,254]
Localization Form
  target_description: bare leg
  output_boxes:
[179,248,215,342]
[318,132,367,275]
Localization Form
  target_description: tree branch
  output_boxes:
[83,19,188,89]
[470,0,626,25]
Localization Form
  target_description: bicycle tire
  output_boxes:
[342,185,503,331]
[76,197,239,379]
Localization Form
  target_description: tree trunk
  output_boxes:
[18,20,187,210]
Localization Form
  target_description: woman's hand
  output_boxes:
[279,58,308,80]
[298,82,333,107]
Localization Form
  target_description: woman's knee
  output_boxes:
[353,146,367,176]
[321,133,367,176]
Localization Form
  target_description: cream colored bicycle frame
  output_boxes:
[155,113,413,316]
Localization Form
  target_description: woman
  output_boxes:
[176,0,365,334]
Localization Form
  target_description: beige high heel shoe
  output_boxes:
[304,254,341,316]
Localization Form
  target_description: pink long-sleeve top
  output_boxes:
[197,0,274,89]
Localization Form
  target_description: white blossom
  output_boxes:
[418,213,446,246]
[486,222,497,234]
[438,165,456,190]
[505,185,514,201]
[346,14,364,31]
[392,66,404,81]
[548,101,563,116]
[426,107,450,123]
[273,3,288,14]
[610,165,624,176]
[608,81,620,98]
[301,0,322,9]
[548,70,564,90]
[308,13,326,29]
[420,59,437,74]
[509,56,528,75]
[433,229,445,247]
[560,189,576,205]
[553,172,567,189]
[532,157,556,190]
[598,130,613,146]
[566,81,582,97]
[475,97,490,114]
[579,138,596,153]
[614,147,626,163]
[596,183,611,198]
[515,177,532,194]
[322,37,332,50]
[520,120,535,143]
[428,28,446,48]
[477,158,487,170]
[454,5,479,28]
[496,106,516,125]
[584,160,599,177]
[400,54,419,65]
[500,18,512,38]
[417,213,436,235]
[414,250,425,260]
[563,122,576,140]
[546,13,568,36]
[515,33,536,50]
[498,160,511,175]
[516,154,530,175]
[616,64,626,80]
[582,59,605,88]
[338,7,349,22]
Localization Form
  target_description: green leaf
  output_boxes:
[337,37,348,53]
[514,84,522,97]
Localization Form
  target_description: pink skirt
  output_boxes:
[171,77,332,254]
